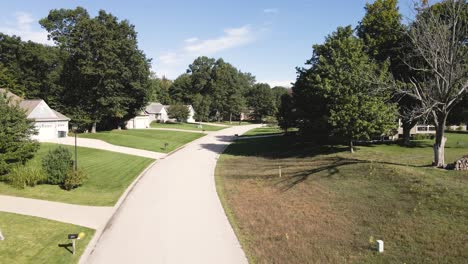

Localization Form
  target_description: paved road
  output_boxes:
[0,195,113,229]
[85,124,261,264]
[43,137,166,159]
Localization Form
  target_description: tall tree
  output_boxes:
[148,74,172,104]
[169,73,192,104]
[271,86,289,114]
[356,0,419,145]
[40,7,151,132]
[246,83,276,121]
[277,93,296,133]
[211,59,245,122]
[0,33,65,107]
[401,0,467,167]
[294,26,398,152]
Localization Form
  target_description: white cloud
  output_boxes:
[154,25,257,79]
[184,25,254,55]
[184,37,199,43]
[263,8,279,14]
[260,80,293,88]
[0,12,52,45]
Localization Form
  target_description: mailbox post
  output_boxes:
[68,232,85,255]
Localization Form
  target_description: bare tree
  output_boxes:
[402,0,467,167]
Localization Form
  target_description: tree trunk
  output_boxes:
[402,120,416,146]
[229,113,232,124]
[433,118,447,168]
[349,140,354,153]
[91,122,97,133]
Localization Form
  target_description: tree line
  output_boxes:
[0,7,288,130]
[149,56,288,122]
[277,0,466,166]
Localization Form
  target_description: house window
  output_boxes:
[429,127,436,131]
[417,126,428,131]
[58,131,67,138]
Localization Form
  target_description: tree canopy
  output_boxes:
[40,7,151,131]
[293,26,397,151]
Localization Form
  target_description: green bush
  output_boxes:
[6,166,47,189]
[62,168,88,190]
[42,146,73,185]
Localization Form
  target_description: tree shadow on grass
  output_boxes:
[274,156,435,191]
[275,157,366,191]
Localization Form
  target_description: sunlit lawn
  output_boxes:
[79,129,204,153]
[0,143,153,206]
[150,122,225,131]
[216,131,468,263]
[0,212,94,264]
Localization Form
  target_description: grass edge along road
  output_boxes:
[0,211,95,264]
[0,143,154,206]
[79,129,204,153]
[215,130,468,263]
[150,122,226,131]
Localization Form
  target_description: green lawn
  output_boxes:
[0,212,94,264]
[0,143,153,206]
[216,132,468,263]
[79,129,204,153]
[213,120,258,126]
[150,122,225,131]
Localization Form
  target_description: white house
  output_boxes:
[125,103,196,129]
[125,102,168,129]
[1,89,70,141]
[125,111,150,129]
[146,103,169,123]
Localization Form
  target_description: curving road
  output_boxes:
[85,124,261,264]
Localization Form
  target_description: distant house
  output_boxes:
[125,103,196,129]
[125,102,168,129]
[146,103,169,123]
[125,111,150,129]
[0,89,70,141]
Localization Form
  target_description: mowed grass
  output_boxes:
[241,126,299,137]
[216,132,468,263]
[79,129,204,153]
[0,143,153,206]
[0,212,94,264]
[213,120,258,126]
[150,122,225,131]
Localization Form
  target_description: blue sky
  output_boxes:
[0,0,418,87]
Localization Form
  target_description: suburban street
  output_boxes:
[85,124,261,264]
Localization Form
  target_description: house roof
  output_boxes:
[145,102,166,114]
[19,100,42,116]
[0,89,70,121]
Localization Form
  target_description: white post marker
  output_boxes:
[0,229,4,240]
[377,240,384,253]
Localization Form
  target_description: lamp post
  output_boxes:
[72,124,78,172]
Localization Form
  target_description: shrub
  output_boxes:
[62,168,88,190]
[42,146,73,185]
[6,166,47,189]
